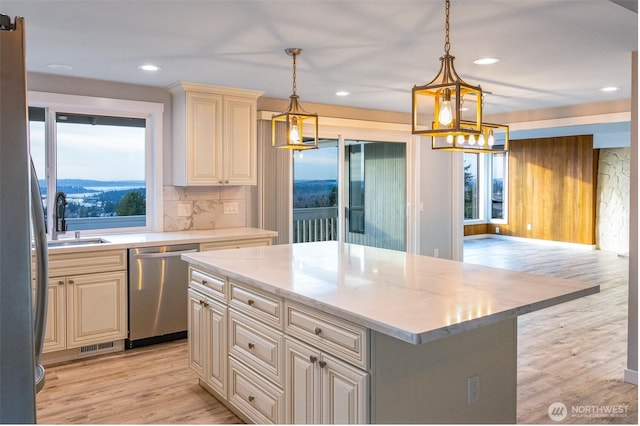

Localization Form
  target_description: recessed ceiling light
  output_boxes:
[600,86,620,92]
[473,57,500,65]
[335,90,351,97]
[47,63,74,71]
[138,64,161,72]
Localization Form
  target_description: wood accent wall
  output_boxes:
[464,223,489,236]
[500,135,598,244]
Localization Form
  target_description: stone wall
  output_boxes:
[596,147,630,254]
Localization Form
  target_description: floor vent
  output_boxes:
[79,341,115,354]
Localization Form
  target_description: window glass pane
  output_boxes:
[28,107,47,218]
[348,144,365,233]
[464,153,479,220]
[491,152,505,220]
[55,112,146,231]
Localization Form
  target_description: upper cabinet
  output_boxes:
[170,82,264,186]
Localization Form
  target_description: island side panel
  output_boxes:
[370,318,517,424]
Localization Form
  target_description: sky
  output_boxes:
[30,121,145,181]
[293,146,338,181]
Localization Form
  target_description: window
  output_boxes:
[464,153,480,220]
[348,144,365,233]
[463,151,508,224]
[28,92,163,235]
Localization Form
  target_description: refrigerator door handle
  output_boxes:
[30,158,48,392]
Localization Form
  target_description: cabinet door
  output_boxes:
[320,353,369,424]
[67,271,127,347]
[285,338,320,424]
[186,91,224,185]
[188,289,207,378]
[43,278,66,353]
[205,297,227,397]
[223,96,257,185]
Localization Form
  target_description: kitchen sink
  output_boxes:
[46,237,110,247]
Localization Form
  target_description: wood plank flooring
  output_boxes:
[36,237,637,424]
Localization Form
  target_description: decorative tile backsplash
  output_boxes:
[163,185,248,231]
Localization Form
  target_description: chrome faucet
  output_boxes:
[52,191,67,240]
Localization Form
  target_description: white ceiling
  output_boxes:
[1,0,637,115]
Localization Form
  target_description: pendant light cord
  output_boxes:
[444,0,450,55]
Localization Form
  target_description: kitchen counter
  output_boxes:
[44,227,278,254]
[182,240,599,345]
[182,241,600,423]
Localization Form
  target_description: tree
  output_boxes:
[115,191,145,216]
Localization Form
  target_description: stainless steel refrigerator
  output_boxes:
[0,14,49,422]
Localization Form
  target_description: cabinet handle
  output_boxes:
[247,299,255,306]
[219,180,224,184]
[68,279,74,285]
[224,180,229,184]
[248,342,255,349]
[58,280,64,285]
[319,360,327,369]
[314,327,322,335]
[248,395,255,402]
[202,279,208,285]
[309,355,317,363]
[203,301,209,308]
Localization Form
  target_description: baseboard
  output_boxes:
[464,234,597,250]
[624,368,638,385]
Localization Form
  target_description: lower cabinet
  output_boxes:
[188,288,227,398]
[44,270,127,352]
[285,337,369,424]
[188,266,369,424]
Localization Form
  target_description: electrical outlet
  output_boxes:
[527,223,532,231]
[223,202,239,215]
[434,248,439,258]
[468,375,480,404]
[495,226,500,234]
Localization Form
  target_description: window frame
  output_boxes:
[463,151,508,226]
[28,91,164,235]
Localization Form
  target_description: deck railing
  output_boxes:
[293,207,338,243]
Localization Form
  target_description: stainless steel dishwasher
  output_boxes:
[126,243,199,348]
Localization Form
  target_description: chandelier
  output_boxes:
[411,0,509,152]
[272,48,319,150]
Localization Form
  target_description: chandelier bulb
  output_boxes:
[446,134,454,144]
[488,131,495,146]
[468,135,476,145]
[478,134,485,146]
[289,116,300,144]
[456,134,465,145]
[438,89,453,126]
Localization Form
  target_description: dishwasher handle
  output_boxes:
[133,248,198,260]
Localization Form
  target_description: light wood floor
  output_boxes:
[36,237,637,424]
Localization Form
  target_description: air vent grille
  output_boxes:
[79,341,115,354]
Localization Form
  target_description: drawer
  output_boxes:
[189,267,226,302]
[228,357,284,424]
[285,301,368,369]
[229,309,284,386]
[48,249,126,276]
[230,281,283,329]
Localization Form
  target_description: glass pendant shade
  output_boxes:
[272,48,319,150]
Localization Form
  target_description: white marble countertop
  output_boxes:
[182,241,600,345]
[45,227,278,254]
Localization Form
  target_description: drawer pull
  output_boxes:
[202,279,208,285]
[309,355,317,363]
[319,360,327,369]
[203,301,209,308]
[247,299,255,306]
[199,300,204,305]
[68,279,74,285]
[314,326,322,335]
[248,342,255,349]
[248,395,255,402]
[58,280,64,285]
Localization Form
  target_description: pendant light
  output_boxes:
[411,0,508,153]
[272,48,319,150]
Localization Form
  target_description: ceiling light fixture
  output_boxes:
[47,63,74,71]
[138,64,160,72]
[600,86,620,92]
[335,90,351,97]
[474,57,500,65]
[272,48,319,150]
[411,0,508,153]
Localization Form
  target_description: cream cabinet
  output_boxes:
[285,337,369,424]
[170,82,264,186]
[188,287,227,398]
[43,249,128,354]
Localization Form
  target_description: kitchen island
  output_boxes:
[182,241,599,424]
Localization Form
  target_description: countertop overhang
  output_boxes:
[182,241,600,345]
